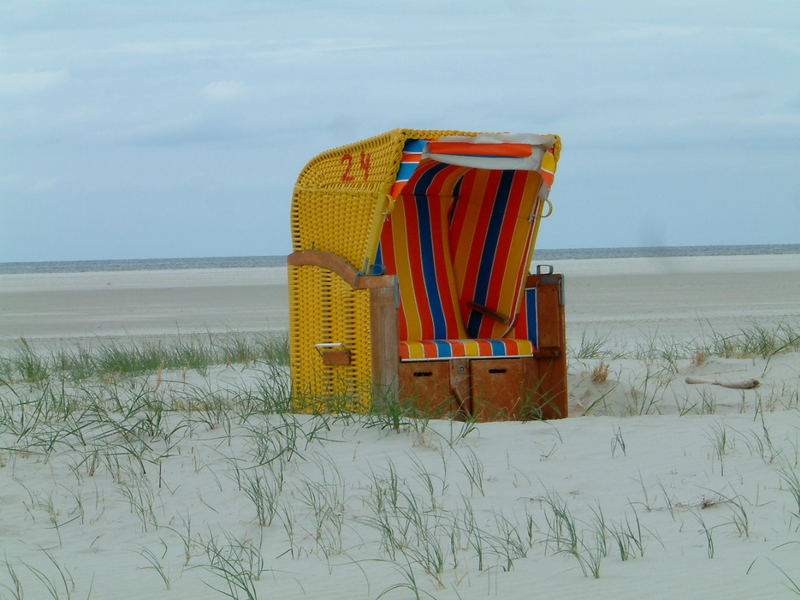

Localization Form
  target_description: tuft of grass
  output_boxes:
[607,509,646,561]
[691,349,707,367]
[540,491,604,578]
[694,513,716,559]
[741,415,783,464]
[2,558,25,600]
[455,447,485,497]
[780,465,800,527]
[203,532,266,600]
[378,556,437,600]
[365,390,420,433]
[12,338,50,383]
[611,426,627,457]
[699,322,800,359]
[591,362,610,383]
[136,543,171,591]
[706,421,733,476]
[571,332,612,360]
[239,468,282,528]
[626,365,668,416]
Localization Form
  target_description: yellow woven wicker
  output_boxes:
[288,265,373,412]
[289,129,477,413]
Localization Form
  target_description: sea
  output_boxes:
[1,244,798,275]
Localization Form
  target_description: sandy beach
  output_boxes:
[2,254,799,351]
[1,254,800,599]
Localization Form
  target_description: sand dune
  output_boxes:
[1,254,799,599]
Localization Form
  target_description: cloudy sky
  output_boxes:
[2,0,798,262]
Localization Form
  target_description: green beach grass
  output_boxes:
[0,333,289,384]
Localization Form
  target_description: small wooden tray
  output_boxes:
[315,343,351,366]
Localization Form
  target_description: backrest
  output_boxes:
[376,136,558,345]
[378,159,470,342]
[450,169,544,338]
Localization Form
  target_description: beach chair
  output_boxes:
[288,129,567,420]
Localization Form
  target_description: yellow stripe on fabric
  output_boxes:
[389,199,424,342]
[518,340,534,354]
[407,342,425,360]
[461,340,479,357]
[541,149,556,176]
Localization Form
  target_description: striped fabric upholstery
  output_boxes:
[379,159,470,342]
[389,138,427,198]
[512,287,539,348]
[450,169,544,339]
[378,140,548,362]
[400,338,535,361]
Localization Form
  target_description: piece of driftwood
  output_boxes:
[684,377,760,390]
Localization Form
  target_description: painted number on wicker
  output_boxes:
[341,152,371,181]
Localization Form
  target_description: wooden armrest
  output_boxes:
[288,250,395,289]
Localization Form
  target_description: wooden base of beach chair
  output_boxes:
[521,271,568,420]
[398,354,567,421]
[398,360,462,418]
[470,356,567,420]
[470,358,527,420]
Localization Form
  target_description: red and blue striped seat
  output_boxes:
[400,338,534,360]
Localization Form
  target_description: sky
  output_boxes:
[1,0,799,262]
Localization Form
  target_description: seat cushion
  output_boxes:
[400,338,535,361]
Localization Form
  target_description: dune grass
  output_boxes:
[0,333,290,384]
[699,322,800,360]
[4,320,798,386]
[569,322,800,363]
[2,323,800,597]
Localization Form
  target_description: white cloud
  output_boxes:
[201,80,247,101]
[0,70,68,96]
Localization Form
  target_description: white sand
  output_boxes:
[1,254,799,599]
[0,267,289,350]
[2,254,799,351]
[559,254,800,347]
